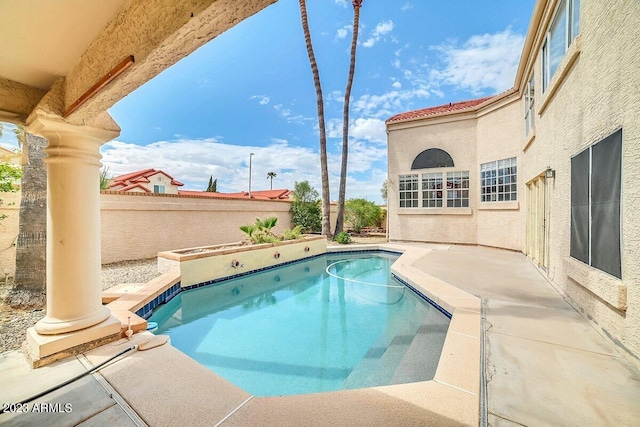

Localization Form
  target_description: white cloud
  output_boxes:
[392,81,402,89]
[373,21,394,37]
[326,118,387,145]
[334,0,348,7]
[362,20,395,48]
[336,28,348,39]
[251,95,270,105]
[100,136,388,203]
[401,3,413,11]
[430,28,525,94]
[101,138,320,193]
[273,104,314,125]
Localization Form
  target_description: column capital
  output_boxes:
[26,115,120,145]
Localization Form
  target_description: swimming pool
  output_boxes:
[150,252,450,396]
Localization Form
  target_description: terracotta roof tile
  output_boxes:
[386,96,494,123]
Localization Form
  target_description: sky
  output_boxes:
[1,0,536,203]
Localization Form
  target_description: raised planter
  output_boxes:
[157,235,327,287]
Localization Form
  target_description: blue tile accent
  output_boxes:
[392,274,452,319]
[135,282,182,320]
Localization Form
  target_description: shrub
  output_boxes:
[240,217,279,244]
[345,198,382,233]
[280,225,303,241]
[334,231,351,244]
[290,181,321,233]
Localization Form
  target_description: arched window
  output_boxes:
[411,148,454,169]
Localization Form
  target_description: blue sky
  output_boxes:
[1,0,535,203]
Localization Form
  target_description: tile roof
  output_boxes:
[178,189,292,201]
[386,96,495,123]
[109,168,184,190]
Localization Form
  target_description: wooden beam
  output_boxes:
[64,55,134,117]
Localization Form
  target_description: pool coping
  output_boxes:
[98,243,481,425]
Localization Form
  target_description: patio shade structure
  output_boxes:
[0,0,277,366]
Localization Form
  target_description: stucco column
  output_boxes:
[28,117,119,335]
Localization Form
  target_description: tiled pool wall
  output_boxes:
[137,249,451,320]
[392,275,452,319]
[136,282,181,319]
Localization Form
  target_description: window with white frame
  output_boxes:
[446,171,469,207]
[399,174,419,207]
[524,73,535,135]
[542,0,580,91]
[421,173,443,207]
[481,158,517,202]
[400,172,470,208]
[153,185,165,194]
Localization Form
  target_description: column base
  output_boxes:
[24,315,121,368]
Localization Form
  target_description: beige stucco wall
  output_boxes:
[0,191,20,277]
[100,192,294,264]
[476,99,526,251]
[518,0,640,365]
[386,0,640,364]
[388,117,479,244]
[146,172,179,194]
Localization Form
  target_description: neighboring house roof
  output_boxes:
[109,168,184,190]
[178,189,293,201]
[0,145,21,165]
[386,96,495,123]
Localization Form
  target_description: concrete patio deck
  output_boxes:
[1,244,639,426]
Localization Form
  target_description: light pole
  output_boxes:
[248,152,255,198]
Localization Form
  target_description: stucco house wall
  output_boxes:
[388,116,478,244]
[146,172,180,194]
[519,0,640,366]
[476,99,526,251]
[386,0,640,365]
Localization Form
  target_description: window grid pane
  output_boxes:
[446,171,469,208]
[481,158,517,202]
[399,174,419,208]
[421,173,443,208]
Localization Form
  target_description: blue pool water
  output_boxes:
[150,252,450,396]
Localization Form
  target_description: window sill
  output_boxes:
[523,128,536,152]
[398,207,472,216]
[563,256,626,311]
[478,201,519,211]
[540,35,582,115]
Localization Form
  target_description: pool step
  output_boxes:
[343,309,449,389]
[391,311,449,384]
[343,314,424,389]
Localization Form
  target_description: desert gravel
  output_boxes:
[0,258,159,354]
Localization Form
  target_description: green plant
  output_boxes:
[99,166,111,190]
[240,217,280,244]
[290,181,322,233]
[334,231,351,244]
[0,163,22,192]
[280,225,303,241]
[0,163,22,223]
[345,198,382,233]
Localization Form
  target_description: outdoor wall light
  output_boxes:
[545,166,556,179]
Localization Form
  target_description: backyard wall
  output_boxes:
[0,191,20,278]
[100,191,294,264]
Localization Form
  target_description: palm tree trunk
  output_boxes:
[298,0,332,238]
[334,1,362,236]
[10,133,47,308]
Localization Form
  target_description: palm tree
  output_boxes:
[335,0,363,236]
[11,130,47,307]
[267,171,277,190]
[298,0,332,238]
